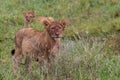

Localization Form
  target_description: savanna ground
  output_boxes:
[0,0,120,80]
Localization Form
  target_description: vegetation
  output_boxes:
[0,0,120,80]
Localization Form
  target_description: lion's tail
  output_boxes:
[11,49,15,56]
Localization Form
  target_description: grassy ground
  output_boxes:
[0,0,120,80]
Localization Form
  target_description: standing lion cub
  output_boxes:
[11,16,68,76]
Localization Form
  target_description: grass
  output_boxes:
[0,0,120,80]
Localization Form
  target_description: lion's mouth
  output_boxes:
[52,35,63,38]
[26,19,31,22]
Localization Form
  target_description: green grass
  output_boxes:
[0,0,120,80]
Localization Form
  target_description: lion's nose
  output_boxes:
[55,33,59,36]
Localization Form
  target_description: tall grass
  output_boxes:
[0,0,120,80]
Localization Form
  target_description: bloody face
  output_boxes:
[47,22,65,39]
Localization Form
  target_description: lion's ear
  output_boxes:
[39,17,50,27]
[43,20,50,27]
[60,20,69,28]
[39,16,54,27]
[23,11,35,17]
[48,17,55,23]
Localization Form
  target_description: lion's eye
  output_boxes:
[51,27,55,30]
[25,16,28,18]
[30,16,33,18]
[59,27,62,29]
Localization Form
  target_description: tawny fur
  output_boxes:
[12,17,68,76]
